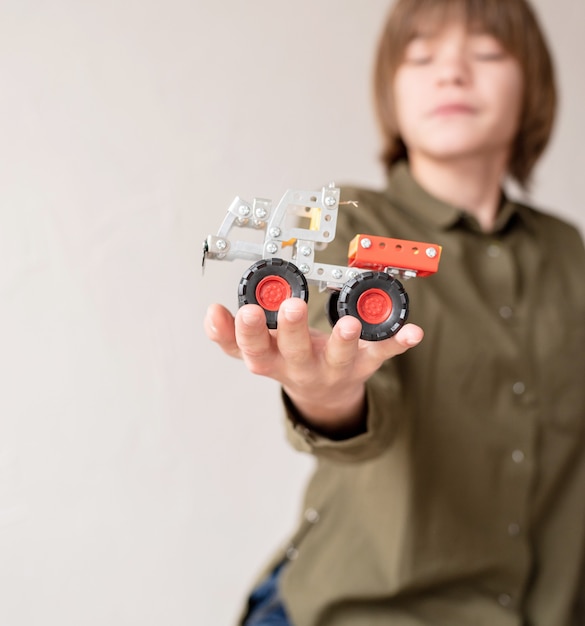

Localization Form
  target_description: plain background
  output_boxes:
[0,1,583,624]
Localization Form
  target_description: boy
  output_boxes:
[206,0,585,623]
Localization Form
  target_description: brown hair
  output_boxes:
[373,0,557,188]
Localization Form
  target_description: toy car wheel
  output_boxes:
[326,290,341,329]
[337,271,408,341]
[238,258,309,329]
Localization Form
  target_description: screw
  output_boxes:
[360,238,372,249]
[348,270,359,279]
[332,269,343,279]
[325,196,336,207]
[426,247,437,258]
[215,239,227,251]
[239,205,251,217]
[266,243,278,255]
[269,227,281,238]
[255,207,268,219]
[300,246,311,257]
[299,264,310,274]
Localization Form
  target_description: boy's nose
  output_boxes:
[436,52,471,86]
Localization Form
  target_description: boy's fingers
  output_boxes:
[392,323,424,352]
[204,303,241,359]
[234,305,280,375]
[363,323,424,368]
[275,299,313,366]
[234,305,272,354]
[324,316,363,369]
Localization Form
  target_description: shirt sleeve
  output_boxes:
[282,360,404,462]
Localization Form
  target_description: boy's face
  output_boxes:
[393,20,523,166]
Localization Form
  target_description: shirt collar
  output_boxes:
[385,160,522,235]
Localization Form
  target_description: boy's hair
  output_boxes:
[373,0,556,189]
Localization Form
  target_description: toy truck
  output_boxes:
[202,183,441,341]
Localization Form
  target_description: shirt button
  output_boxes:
[512,381,526,395]
[305,508,320,524]
[286,546,299,560]
[487,244,501,258]
[512,450,525,464]
[498,593,512,607]
[508,523,521,537]
[499,306,513,320]
[297,425,316,443]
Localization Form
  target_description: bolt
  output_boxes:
[215,239,227,251]
[332,269,343,279]
[299,264,311,274]
[348,270,359,279]
[255,207,268,219]
[325,196,336,207]
[300,246,312,257]
[360,238,372,249]
[426,247,438,258]
[266,243,278,255]
[269,227,281,238]
[239,205,251,217]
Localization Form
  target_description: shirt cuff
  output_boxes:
[282,383,397,463]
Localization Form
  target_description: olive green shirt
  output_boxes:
[270,163,585,626]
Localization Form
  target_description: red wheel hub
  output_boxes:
[357,288,393,325]
[255,276,292,311]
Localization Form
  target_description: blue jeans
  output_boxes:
[243,561,293,625]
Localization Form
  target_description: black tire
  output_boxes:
[326,290,341,328]
[238,258,309,329]
[337,271,408,341]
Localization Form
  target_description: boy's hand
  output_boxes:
[204,298,423,434]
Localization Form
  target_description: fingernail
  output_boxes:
[405,332,423,346]
[240,308,259,326]
[283,304,303,323]
[339,326,360,341]
[204,312,217,335]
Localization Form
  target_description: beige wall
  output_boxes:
[0,1,582,624]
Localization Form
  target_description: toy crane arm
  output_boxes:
[202,183,341,269]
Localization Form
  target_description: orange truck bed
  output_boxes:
[347,234,442,278]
